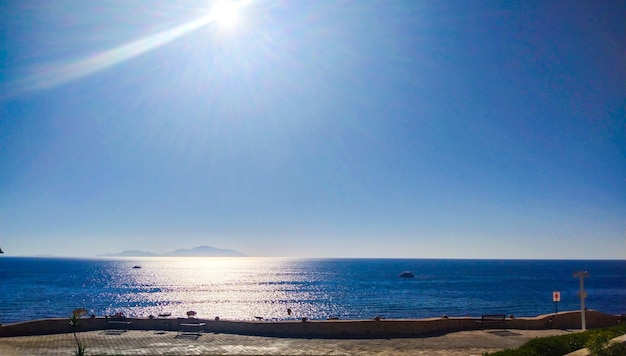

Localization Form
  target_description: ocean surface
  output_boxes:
[1,258,625,324]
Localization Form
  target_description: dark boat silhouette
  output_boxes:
[399,271,415,278]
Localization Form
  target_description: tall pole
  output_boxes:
[573,271,589,331]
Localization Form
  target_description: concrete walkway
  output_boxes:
[0,329,571,355]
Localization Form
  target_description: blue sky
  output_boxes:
[1,0,624,258]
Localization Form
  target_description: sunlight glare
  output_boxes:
[211,0,240,28]
[8,0,254,95]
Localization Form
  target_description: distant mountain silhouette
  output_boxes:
[99,245,246,257]
[100,249,158,257]
[162,246,246,257]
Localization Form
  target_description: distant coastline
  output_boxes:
[98,245,246,257]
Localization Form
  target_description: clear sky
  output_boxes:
[1,0,624,259]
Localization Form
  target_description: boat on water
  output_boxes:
[132,265,141,269]
[399,271,415,278]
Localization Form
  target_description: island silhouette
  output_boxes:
[99,245,246,257]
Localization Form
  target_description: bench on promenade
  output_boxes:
[105,315,132,330]
[476,314,507,328]
[177,318,206,336]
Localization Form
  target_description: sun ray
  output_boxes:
[6,1,252,96]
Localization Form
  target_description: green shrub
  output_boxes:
[485,323,626,356]
[514,333,587,356]
[597,342,626,356]
[586,326,626,356]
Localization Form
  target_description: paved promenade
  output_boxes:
[0,329,570,355]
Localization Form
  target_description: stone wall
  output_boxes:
[0,310,622,338]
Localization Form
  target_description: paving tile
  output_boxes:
[0,329,570,355]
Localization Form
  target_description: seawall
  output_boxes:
[0,310,622,338]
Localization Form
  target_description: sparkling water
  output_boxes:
[1,257,624,324]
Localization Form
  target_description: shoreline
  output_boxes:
[1,310,622,338]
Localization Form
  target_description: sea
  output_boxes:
[0,258,624,325]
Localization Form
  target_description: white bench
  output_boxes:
[177,318,206,336]
[106,315,132,330]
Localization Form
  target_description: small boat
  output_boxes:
[132,265,141,269]
[399,271,415,278]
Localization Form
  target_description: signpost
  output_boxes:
[552,291,561,315]
[573,271,589,331]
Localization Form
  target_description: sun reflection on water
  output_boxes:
[99,257,331,320]
[3,258,625,323]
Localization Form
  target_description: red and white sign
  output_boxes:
[553,291,561,302]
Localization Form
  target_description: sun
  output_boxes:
[211,0,240,28]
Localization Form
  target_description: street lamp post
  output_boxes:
[573,271,589,331]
